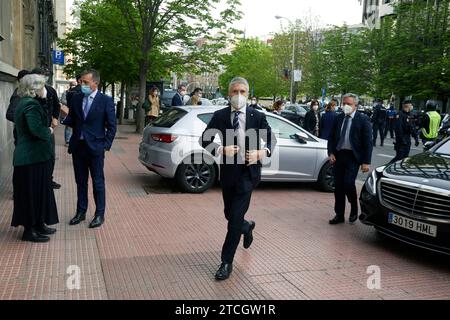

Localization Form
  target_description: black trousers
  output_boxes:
[333,150,360,218]
[384,119,395,138]
[221,165,253,264]
[389,143,411,165]
[372,123,385,145]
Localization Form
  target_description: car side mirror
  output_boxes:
[293,132,308,144]
[423,141,435,151]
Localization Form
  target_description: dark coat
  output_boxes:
[328,111,373,165]
[304,110,320,135]
[319,110,337,140]
[171,92,184,107]
[62,91,117,156]
[13,97,53,166]
[200,106,277,188]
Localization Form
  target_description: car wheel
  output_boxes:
[317,162,334,192]
[176,155,217,193]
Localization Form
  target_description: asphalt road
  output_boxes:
[356,136,423,183]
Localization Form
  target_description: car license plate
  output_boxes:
[388,213,437,237]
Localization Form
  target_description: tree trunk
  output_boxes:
[136,59,149,134]
[119,81,125,125]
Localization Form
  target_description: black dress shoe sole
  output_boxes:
[36,229,57,235]
[329,219,345,225]
[69,218,85,226]
[22,235,50,243]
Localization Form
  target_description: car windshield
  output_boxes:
[435,139,450,156]
[150,108,187,128]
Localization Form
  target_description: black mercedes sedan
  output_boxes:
[360,138,450,254]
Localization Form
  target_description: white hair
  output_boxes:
[228,77,249,93]
[17,74,45,98]
[342,93,359,105]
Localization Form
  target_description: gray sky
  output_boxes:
[236,0,363,38]
[67,0,363,36]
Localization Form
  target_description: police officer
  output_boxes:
[371,98,387,147]
[389,100,419,165]
[420,100,442,144]
[384,103,397,139]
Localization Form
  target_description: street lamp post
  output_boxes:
[276,15,296,104]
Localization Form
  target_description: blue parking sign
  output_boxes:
[52,50,65,65]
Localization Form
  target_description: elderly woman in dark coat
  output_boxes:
[12,74,59,242]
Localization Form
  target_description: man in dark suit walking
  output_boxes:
[171,84,187,107]
[200,77,276,280]
[60,69,117,229]
[328,93,373,225]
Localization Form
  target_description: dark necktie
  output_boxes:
[83,96,90,119]
[337,115,350,151]
[233,111,241,130]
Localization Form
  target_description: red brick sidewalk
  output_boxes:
[1,124,450,300]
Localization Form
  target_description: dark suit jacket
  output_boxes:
[171,93,184,107]
[200,106,277,188]
[63,91,117,156]
[328,111,373,165]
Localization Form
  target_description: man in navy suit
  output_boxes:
[171,84,187,107]
[200,77,276,280]
[61,69,117,229]
[328,93,373,225]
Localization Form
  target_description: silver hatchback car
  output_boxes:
[139,105,334,193]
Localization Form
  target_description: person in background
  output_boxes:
[171,84,187,107]
[186,88,203,106]
[143,86,161,126]
[11,74,59,242]
[319,101,338,141]
[371,98,387,147]
[272,100,284,115]
[31,67,61,189]
[249,97,264,110]
[304,99,321,137]
[328,93,373,225]
[420,100,442,144]
[384,103,397,139]
[389,100,419,165]
[6,70,31,145]
[60,80,78,146]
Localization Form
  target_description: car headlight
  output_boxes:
[364,166,385,196]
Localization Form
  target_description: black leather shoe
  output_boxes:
[349,213,358,224]
[243,221,256,249]
[22,229,50,243]
[36,224,57,235]
[69,212,86,225]
[52,181,61,189]
[89,216,104,229]
[329,216,345,225]
[215,263,233,281]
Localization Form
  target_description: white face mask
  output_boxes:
[230,94,247,110]
[251,100,257,105]
[312,105,319,112]
[343,104,353,115]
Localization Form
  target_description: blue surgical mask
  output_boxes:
[81,85,92,96]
